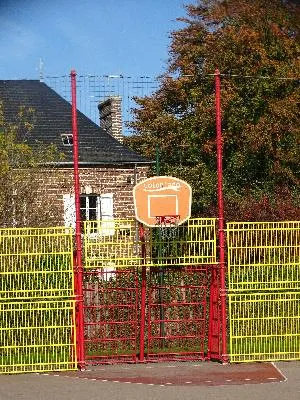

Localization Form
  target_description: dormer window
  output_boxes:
[61,133,73,146]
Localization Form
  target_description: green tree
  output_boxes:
[125,0,300,220]
[0,101,64,227]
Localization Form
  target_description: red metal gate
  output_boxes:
[81,218,218,364]
[83,266,210,364]
[146,266,210,361]
[83,268,139,364]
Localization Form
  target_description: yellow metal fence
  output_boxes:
[84,219,142,269]
[0,227,77,374]
[227,221,300,362]
[83,218,217,269]
[3,218,300,371]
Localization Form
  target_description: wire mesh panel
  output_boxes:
[83,218,217,269]
[227,221,300,292]
[84,219,143,269]
[83,268,139,364]
[45,74,159,135]
[148,218,217,267]
[0,227,74,300]
[0,300,77,373]
[0,227,77,374]
[229,292,300,362]
[227,221,300,362]
[146,266,210,361]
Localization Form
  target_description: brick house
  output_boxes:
[0,80,152,228]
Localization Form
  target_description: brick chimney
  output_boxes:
[98,96,123,143]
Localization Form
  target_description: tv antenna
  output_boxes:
[39,58,44,82]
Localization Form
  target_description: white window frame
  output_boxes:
[63,192,114,236]
[61,133,73,146]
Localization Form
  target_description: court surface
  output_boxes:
[1,361,300,400]
[53,361,284,386]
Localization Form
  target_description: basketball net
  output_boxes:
[155,215,180,242]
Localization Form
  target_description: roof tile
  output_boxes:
[0,80,151,166]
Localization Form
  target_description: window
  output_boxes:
[61,133,73,146]
[63,193,114,236]
[80,194,97,222]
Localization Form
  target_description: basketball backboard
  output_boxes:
[133,176,192,227]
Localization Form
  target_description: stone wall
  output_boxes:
[35,165,149,226]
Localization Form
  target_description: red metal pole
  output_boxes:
[71,69,85,370]
[139,224,147,362]
[215,69,228,363]
[207,264,221,361]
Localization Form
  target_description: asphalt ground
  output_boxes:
[0,361,299,400]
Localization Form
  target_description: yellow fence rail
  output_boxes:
[83,218,217,269]
[0,227,77,374]
[227,221,300,362]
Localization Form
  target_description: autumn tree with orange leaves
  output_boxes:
[125,0,300,221]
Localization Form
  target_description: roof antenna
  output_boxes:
[39,58,44,82]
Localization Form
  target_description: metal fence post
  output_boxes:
[71,69,85,370]
[139,224,147,362]
[215,69,228,363]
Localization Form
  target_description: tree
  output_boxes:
[0,102,64,227]
[125,0,300,220]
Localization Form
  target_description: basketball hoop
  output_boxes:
[133,176,192,227]
[133,175,191,263]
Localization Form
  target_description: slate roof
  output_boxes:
[0,80,151,166]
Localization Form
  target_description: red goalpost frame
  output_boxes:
[70,68,227,366]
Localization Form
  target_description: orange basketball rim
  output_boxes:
[133,176,192,227]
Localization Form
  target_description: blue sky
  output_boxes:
[0,0,189,79]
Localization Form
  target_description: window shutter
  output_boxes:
[100,193,113,218]
[63,194,76,229]
[99,193,114,236]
